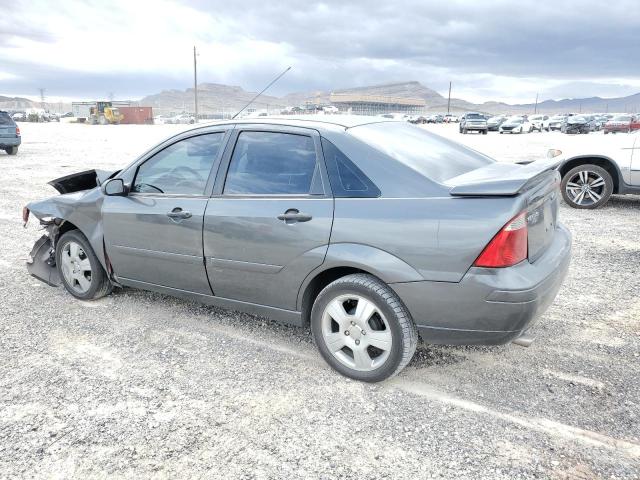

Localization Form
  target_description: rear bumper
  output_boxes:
[0,137,21,147]
[390,224,572,345]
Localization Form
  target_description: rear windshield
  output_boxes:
[612,115,631,121]
[349,122,493,183]
[0,112,14,125]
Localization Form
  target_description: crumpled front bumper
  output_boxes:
[26,234,61,287]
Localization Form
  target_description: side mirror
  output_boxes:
[103,178,127,196]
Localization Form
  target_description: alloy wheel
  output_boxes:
[60,241,93,294]
[321,294,392,372]
[565,170,606,206]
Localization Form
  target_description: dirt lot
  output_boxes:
[1,122,638,479]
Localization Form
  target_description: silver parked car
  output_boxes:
[24,117,571,382]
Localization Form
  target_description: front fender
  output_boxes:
[27,187,107,270]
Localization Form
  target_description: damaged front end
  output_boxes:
[24,169,116,287]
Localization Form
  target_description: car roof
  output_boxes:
[188,115,401,133]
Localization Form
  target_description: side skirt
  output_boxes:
[117,277,304,327]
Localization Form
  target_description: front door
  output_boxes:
[103,132,228,294]
[203,127,333,310]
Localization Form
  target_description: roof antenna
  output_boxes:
[232,66,291,119]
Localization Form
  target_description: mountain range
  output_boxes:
[2,82,639,115]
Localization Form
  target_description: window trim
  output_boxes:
[213,126,330,199]
[320,137,381,198]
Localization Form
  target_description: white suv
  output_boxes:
[528,114,549,132]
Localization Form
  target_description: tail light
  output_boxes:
[16,126,20,136]
[22,206,30,226]
[474,212,528,268]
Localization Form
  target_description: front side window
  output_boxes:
[132,133,224,195]
[224,131,318,195]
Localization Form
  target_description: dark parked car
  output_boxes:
[459,112,488,134]
[24,117,571,382]
[562,115,595,134]
[0,111,21,155]
[487,115,507,131]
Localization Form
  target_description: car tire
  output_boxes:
[561,164,613,209]
[482,129,487,135]
[311,273,418,382]
[5,147,18,155]
[56,230,113,300]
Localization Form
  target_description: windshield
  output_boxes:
[612,115,631,121]
[0,112,15,125]
[466,113,483,119]
[507,117,523,124]
[488,116,503,122]
[550,115,565,121]
[349,122,493,183]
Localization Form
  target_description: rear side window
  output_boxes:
[321,138,380,198]
[132,133,224,195]
[224,131,318,195]
[0,112,14,125]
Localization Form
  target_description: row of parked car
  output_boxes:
[456,112,640,135]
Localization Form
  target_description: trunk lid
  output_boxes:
[445,157,561,262]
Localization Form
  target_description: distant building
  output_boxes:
[329,93,426,115]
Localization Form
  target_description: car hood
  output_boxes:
[48,169,118,194]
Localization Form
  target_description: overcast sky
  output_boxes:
[1,0,639,104]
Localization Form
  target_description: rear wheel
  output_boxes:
[311,274,418,382]
[561,164,613,209]
[5,146,18,155]
[56,230,112,300]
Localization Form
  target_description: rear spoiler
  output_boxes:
[444,157,561,196]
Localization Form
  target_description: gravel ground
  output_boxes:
[0,122,638,479]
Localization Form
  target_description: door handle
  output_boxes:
[277,209,312,223]
[166,208,192,220]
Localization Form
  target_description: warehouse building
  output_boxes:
[329,93,426,115]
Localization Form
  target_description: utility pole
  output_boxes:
[193,46,199,123]
[534,93,538,114]
[446,81,452,115]
[38,88,46,109]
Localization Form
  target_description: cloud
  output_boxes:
[0,0,639,102]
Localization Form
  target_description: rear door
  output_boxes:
[203,125,333,310]
[103,130,229,294]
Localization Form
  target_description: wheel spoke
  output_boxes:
[76,274,91,292]
[566,181,580,188]
[589,177,605,188]
[352,347,372,370]
[69,242,79,259]
[579,171,588,184]
[325,299,350,328]
[354,298,376,324]
[587,190,601,202]
[365,329,392,351]
[78,258,91,272]
[574,191,586,205]
[324,332,346,352]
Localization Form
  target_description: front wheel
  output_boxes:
[56,230,112,300]
[561,164,613,209]
[311,274,418,382]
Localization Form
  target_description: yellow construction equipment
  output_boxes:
[88,102,124,125]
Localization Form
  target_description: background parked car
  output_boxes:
[0,111,21,155]
[499,116,533,134]
[443,114,459,123]
[551,130,640,208]
[528,114,549,132]
[459,112,488,134]
[548,115,568,131]
[426,114,443,123]
[169,114,196,124]
[562,115,596,134]
[603,114,640,134]
[487,115,507,131]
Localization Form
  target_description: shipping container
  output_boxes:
[119,106,154,124]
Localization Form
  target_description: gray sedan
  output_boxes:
[24,116,571,382]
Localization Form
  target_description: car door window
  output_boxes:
[223,131,318,195]
[132,133,224,195]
